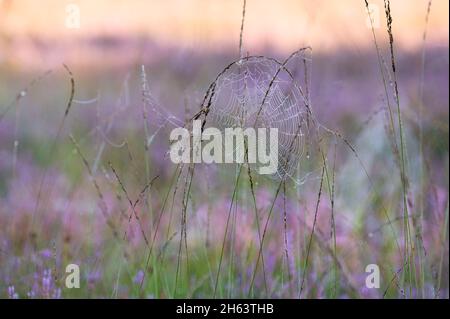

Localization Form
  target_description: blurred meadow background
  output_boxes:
[0,0,448,298]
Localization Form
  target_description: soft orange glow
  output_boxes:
[0,0,448,68]
[2,0,448,48]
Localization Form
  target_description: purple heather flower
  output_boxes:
[8,286,18,299]
[134,270,145,284]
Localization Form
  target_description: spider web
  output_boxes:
[207,56,314,183]
[142,52,316,184]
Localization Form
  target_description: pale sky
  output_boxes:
[1,0,448,53]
